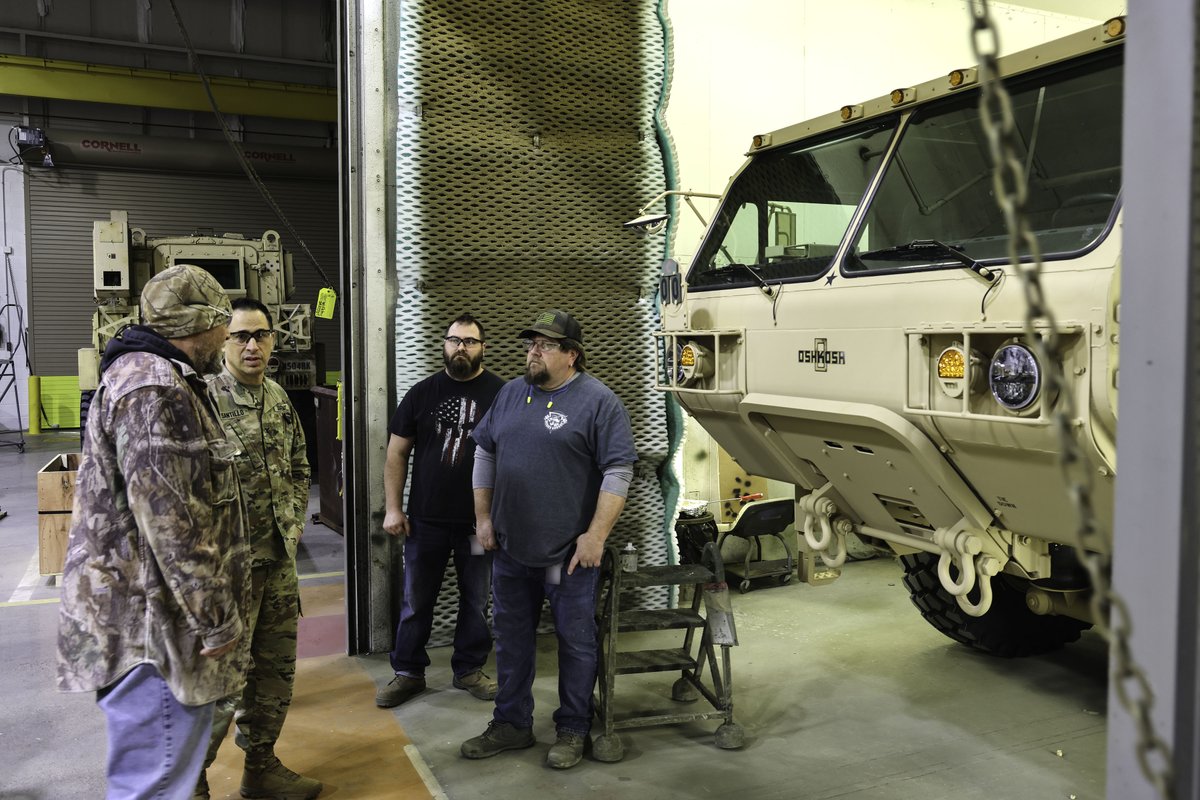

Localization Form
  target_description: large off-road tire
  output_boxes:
[900,551,1090,658]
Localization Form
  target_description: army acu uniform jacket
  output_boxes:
[58,327,250,706]
[207,369,309,564]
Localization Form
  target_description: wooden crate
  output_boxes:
[38,453,81,575]
[38,513,71,575]
[38,453,80,512]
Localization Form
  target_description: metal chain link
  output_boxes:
[968,4,1175,797]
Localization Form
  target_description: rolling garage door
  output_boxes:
[27,166,340,426]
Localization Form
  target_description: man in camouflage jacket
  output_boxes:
[198,297,321,800]
[58,264,250,800]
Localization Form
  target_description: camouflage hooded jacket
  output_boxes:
[207,369,310,564]
[57,327,251,705]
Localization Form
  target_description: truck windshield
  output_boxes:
[846,50,1122,274]
[687,121,897,289]
[687,50,1122,291]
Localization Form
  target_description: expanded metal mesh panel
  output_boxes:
[394,0,669,644]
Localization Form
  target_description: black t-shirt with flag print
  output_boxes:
[389,368,505,524]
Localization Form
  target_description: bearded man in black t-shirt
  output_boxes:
[374,313,506,709]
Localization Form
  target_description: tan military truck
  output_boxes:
[81,210,316,396]
[656,19,1125,656]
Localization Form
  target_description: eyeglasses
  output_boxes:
[444,336,483,348]
[523,338,563,353]
[228,329,275,345]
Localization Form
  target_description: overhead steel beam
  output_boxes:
[0,26,335,70]
[0,54,336,121]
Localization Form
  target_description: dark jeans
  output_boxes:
[491,546,600,737]
[389,519,493,679]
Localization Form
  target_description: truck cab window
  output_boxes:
[845,51,1123,275]
[687,121,896,290]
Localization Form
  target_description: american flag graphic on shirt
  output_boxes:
[434,396,480,466]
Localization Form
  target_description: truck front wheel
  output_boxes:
[900,551,1090,657]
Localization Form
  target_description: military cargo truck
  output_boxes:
[81,210,317,394]
[656,19,1125,656]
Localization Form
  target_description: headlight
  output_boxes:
[989,343,1041,410]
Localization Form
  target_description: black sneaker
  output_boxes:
[375,674,426,708]
[460,721,536,759]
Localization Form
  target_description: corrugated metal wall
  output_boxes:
[27,167,340,379]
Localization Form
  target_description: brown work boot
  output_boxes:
[375,674,426,708]
[452,669,499,701]
[191,770,210,799]
[546,731,589,769]
[460,721,536,759]
[240,754,322,799]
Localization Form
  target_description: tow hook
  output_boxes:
[798,493,847,568]
[932,525,998,617]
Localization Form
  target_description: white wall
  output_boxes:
[0,165,29,436]
[664,0,1125,265]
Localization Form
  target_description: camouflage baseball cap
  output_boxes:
[519,309,583,343]
[140,264,232,338]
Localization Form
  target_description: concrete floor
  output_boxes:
[0,431,1109,799]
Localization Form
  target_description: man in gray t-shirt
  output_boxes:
[461,309,636,771]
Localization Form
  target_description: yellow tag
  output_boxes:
[315,287,337,320]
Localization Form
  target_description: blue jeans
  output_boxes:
[491,547,600,736]
[390,519,494,678]
[97,663,214,800]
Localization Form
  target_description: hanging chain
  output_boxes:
[968,4,1174,797]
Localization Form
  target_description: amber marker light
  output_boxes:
[937,344,969,399]
[948,68,977,89]
[678,341,713,386]
[1104,16,1126,40]
[937,346,966,379]
[751,133,772,149]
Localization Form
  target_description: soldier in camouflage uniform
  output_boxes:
[58,264,249,800]
[197,297,321,800]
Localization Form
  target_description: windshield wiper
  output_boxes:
[705,263,778,296]
[857,239,995,282]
